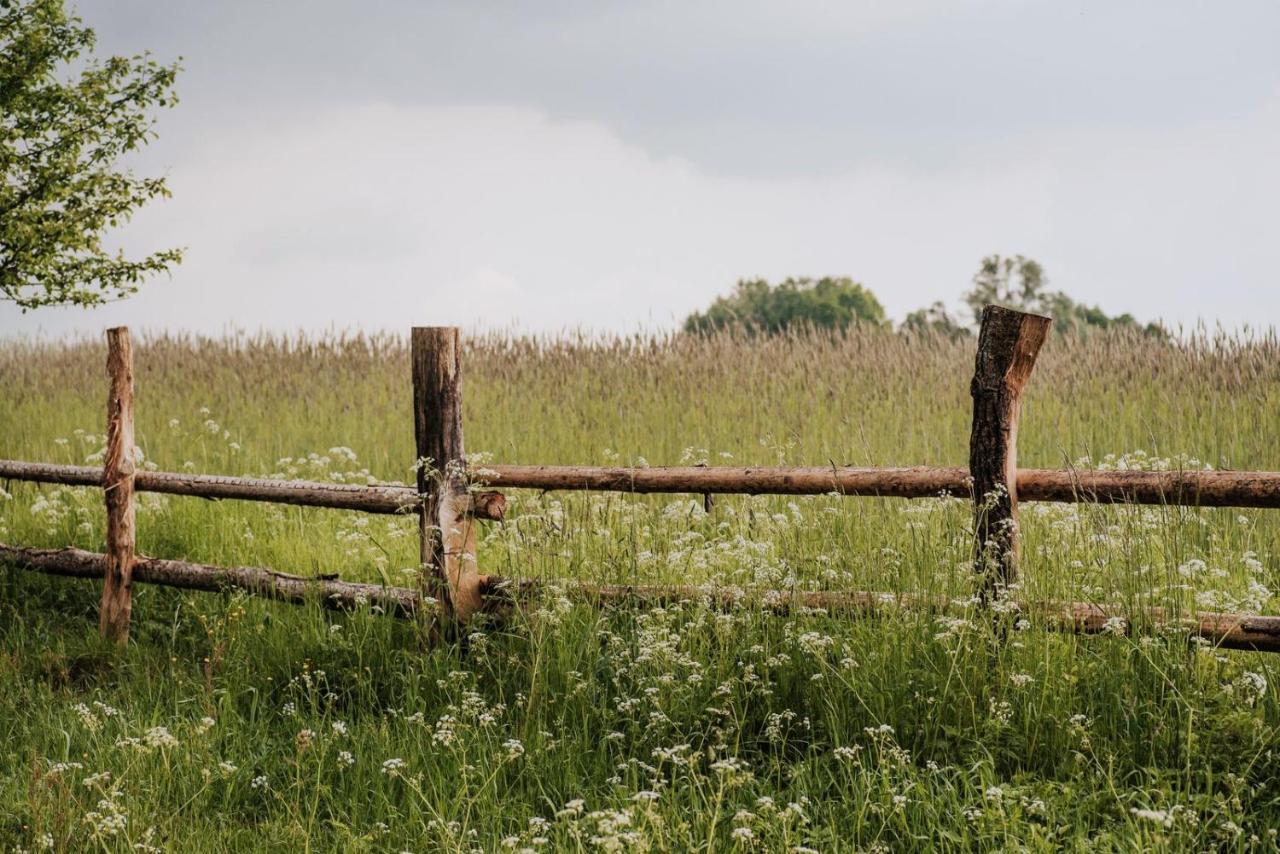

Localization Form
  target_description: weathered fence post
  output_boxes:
[412,327,485,623]
[969,306,1052,600]
[100,327,136,644]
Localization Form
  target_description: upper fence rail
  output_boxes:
[3,459,1280,510]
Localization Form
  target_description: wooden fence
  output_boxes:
[2,307,1280,651]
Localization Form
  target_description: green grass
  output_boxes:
[0,326,1279,851]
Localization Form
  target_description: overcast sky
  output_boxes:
[4,0,1279,337]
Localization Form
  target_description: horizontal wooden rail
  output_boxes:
[3,543,1279,652]
[0,543,420,616]
[0,461,504,520]
[0,460,418,512]
[4,459,1280,509]
[486,465,973,498]
[486,465,1280,507]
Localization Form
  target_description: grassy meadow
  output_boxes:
[1,326,1280,851]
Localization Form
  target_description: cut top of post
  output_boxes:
[971,305,1052,396]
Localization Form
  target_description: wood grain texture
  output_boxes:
[412,327,485,621]
[100,328,136,644]
[969,306,1052,597]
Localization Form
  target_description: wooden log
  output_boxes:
[412,327,485,621]
[1,545,420,617]
[5,458,1280,509]
[467,490,507,522]
[484,465,1280,506]
[100,328,137,644]
[4,542,1279,652]
[576,583,1280,651]
[477,464,973,498]
[1013,468,1280,508]
[969,306,1052,598]
[0,461,505,519]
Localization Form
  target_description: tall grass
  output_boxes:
[0,326,1278,851]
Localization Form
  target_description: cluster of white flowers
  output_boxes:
[81,786,128,839]
[143,727,179,749]
[1131,807,1174,827]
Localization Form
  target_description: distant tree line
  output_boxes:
[684,276,887,335]
[685,255,1166,339]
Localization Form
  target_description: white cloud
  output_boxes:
[3,99,1277,337]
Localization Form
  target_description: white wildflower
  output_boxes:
[82,770,112,789]
[144,726,178,749]
[1130,807,1173,828]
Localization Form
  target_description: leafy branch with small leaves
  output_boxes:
[0,0,182,310]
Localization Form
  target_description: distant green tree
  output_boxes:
[684,277,887,335]
[1,0,182,310]
[963,254,1053,323]
[963,254,1165,337]
[901,301,971,341]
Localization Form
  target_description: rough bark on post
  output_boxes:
[412,327,485,622]
[969,305,1051,600]
[100,327,137,643]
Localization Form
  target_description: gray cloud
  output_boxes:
[2,0,1277,336]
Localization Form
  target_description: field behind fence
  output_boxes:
[4,307,1280,652]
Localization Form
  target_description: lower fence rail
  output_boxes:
[4,543,1279,653]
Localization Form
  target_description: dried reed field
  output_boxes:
[2,326,1280,850]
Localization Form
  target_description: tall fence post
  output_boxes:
[969,306,1051,601]
[100,327,137,644]
[411,327,484,623]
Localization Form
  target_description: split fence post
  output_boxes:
[100,327,137,644]
[969,305,1051,602]
[411,327,484,623]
